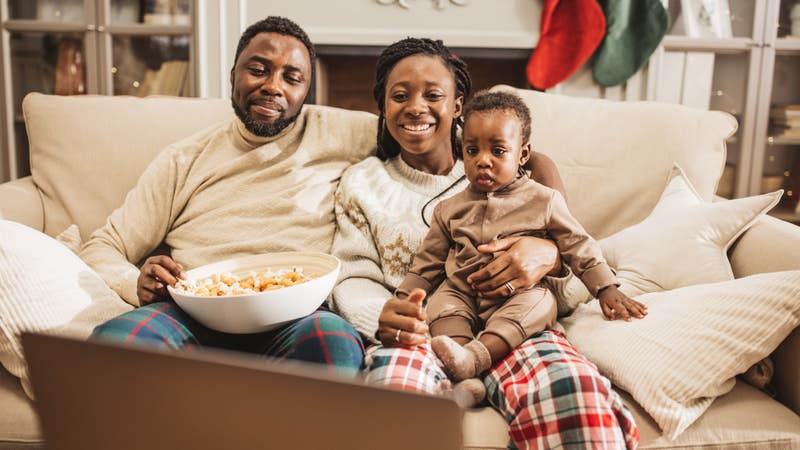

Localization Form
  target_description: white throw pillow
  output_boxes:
[556,164,782,314]
[0,220,132,397]
[560,271,800,439]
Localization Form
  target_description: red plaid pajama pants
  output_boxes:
[365,330,639,449]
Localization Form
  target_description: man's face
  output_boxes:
[230,32,311,137]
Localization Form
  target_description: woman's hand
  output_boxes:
[137,255,185,305]
[467,236,560,299]
[376,288,429,348]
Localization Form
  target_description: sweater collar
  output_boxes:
[232,109,302,149]
[388,156,465,194]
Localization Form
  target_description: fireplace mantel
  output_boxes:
[198,0,542,97]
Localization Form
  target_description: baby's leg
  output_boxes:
[481,284,557,362]
[426,280,477,344]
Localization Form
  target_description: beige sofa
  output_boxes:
[0,89,799,450]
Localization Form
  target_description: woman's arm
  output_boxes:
[527,151,567,202]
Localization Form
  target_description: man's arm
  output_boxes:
[80,146,182,306]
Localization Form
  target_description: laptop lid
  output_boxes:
[22,333,462,450]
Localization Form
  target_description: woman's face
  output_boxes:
[383,54,463,172]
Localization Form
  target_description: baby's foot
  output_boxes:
[452,378,487,409]
[431,336,491,381]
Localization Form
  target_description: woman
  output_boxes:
[330,38,639,449]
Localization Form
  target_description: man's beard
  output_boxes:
[231,99,300,137]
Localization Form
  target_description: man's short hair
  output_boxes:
[233,16,316,70]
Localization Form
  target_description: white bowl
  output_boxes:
[167,252,340,334]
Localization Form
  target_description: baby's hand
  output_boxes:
[597,285,647,321]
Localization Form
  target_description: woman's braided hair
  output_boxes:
[373,38,472,160]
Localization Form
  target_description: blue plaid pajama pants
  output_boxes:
[90,302,364,376]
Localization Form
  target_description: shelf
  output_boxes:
[3,19,86,33]
[662,35,755,52]
[770,204,800,223]
[768,136,800,146]
[775,37,800,52]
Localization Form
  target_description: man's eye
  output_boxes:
[285,75,302,84]
[248,67,267,76]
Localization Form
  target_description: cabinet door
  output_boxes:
[750,0,800,224]
[652,0,765,199]
[99,0,194,96]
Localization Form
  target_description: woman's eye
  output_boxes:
[391,93,407,102]
[426,92,444,101]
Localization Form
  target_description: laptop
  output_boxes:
[22,333,462,450]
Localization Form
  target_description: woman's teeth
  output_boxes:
[402,123,433,131]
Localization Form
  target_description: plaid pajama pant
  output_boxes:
[366,330,639,449]
[91,302,365,376]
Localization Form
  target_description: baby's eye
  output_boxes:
[492,148,507,156]
[465,147,478,155]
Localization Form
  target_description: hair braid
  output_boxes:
[373,38,472,160]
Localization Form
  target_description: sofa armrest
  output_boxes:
[729,215,800,415]
[0,176,43,231]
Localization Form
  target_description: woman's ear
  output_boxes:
[454,95,464,118]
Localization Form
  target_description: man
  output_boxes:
[84,16,376,374]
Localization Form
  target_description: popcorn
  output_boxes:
[174,267,314,297]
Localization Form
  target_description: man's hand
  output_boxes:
[376,289,429,348]
[597,285,647,321]
[466,236,560,299]
[137,255,186,305]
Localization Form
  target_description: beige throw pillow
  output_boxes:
[0,220,132,398]
[555,164,782,315]
[560,271,800,439]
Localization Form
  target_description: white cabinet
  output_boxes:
[0,0,197,181]
[648,0,800,223]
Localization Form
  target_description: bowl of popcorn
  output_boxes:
[167,252,340,334]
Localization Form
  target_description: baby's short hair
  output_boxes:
[462,90,531,144]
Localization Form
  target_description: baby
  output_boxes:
[394,90,647,405]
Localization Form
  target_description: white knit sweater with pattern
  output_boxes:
[330,156,574,343]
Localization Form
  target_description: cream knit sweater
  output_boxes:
[81,105,377,306]
[331,156,574,342]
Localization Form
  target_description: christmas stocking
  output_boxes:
[526,0,606,90]
[592,0,670,87]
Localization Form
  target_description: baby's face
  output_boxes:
[462,110,530,192]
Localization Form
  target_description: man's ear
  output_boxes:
[520,142,531,166]
[230,67,235,87]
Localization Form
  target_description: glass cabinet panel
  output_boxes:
[778,0,800,38]
[110,0,191,25]
[112,35,190,96]
[666,0,756,39]
[7,0,86,22]
[764,52,800,222]
[9,32,86,176]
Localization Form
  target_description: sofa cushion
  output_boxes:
[0,367,41,450]
[628,382,800,449]
[22,93,233,240]
[561,271,800,439]
[491,85,737,239]
[0,220,132,397]
[556,164,781,312]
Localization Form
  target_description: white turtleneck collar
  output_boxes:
[232,108,303,149]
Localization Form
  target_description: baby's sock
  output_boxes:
[452,378,487,409]
[431,336,492,381]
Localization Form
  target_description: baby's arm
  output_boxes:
[546,191,646,320]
